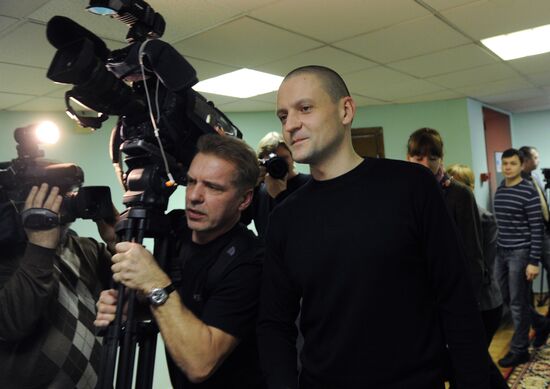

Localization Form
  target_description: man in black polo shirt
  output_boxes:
[95,134,264,388]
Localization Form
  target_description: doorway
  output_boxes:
[352,127,385,158]
[483,107,512,201]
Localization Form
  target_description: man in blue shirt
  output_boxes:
[494,148,550,367]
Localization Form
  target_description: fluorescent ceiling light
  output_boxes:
[481,24,550,60]
[193,68,283,98]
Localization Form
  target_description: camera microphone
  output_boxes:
[46,15,110,61]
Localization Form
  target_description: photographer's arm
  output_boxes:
[0,184,63,341]
[107,242,239,383]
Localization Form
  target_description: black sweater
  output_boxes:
[257,158,488,389]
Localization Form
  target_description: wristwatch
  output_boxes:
[147,284,176,306]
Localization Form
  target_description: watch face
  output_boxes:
[149,288,167,305]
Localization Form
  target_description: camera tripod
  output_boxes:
[97,206,174,389]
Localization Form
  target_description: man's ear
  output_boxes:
[238,189,254,212]
[341,96,356,126]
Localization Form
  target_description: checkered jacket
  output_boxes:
[0,234,111,388]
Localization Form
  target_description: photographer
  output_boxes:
[0,183,114,389]
[243,132,309,238]
[95,134,264,388]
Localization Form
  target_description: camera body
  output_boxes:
[259,153,289,180]
[0,128,113,228]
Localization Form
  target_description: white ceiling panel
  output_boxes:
[365,79,444,101]
[422,0,482,11]
[494,96,550,113]
[184,57,239,81]
[334,15,470,64]
[352,94,389,105]
[173,17,321,68]
[0,92,35,110]
[508,52,550,75]
[0,21,53,68]
[8,95,63,111]
[428,63,519,89]
[0,15,18,34]
[217,99,275,112]
[250,0,428,43]
[0,0,51,18]
[250,91,277,104]
[345,67,419,96]
[455,77,535,97]
[526,71,550,87]
[393,89,465,104]
[0,63,58,95]
[479,88,545,104]
[441,0,550,40]
[257,46,376,78]
[388,44,497,78]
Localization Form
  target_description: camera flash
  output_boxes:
[35,121,60,145]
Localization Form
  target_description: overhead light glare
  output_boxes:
[481,24,550,60]
[35,121,60,144]
[193,68,283,98]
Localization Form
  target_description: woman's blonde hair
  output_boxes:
[446,163,475,190]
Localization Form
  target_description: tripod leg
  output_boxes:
[116,290,140,389]
[97,283,127,389]
[135,322,158,389]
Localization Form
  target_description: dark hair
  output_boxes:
[407,127,444,158]
[518,146,536,161]
[284,65,350,102]
[502,148,523,163]
[196,134,259,192]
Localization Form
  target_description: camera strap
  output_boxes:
[20,208,60,230]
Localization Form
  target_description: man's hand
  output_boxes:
[110,242,171,295]
[24,183,63,249]
[94,289,121,327]
[95,204,120,253]
[526,264,539,281]
[265,173,288,199]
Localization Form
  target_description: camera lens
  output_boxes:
[265,156,288,179]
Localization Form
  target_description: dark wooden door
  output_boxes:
[352,127,385,158]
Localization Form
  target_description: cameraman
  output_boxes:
[244,132,309,238]
[0,183,114,388]
[95,134,264,388]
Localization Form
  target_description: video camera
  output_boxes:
[45,0,242,212]
[0,124,113,227]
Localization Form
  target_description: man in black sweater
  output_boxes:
[257,65,489,388]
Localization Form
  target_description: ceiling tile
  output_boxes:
[428,63,519,89]
[0,21,53,68]
[0,15,18,34]
[441,0,550,40]
[345,67,418,96]
[257,46,376,77]
[353,94,389,106]
[455,77,535,97]
[393,89,465,104]
[7,95,64,111]
[492,96,550,113]
[367,79,445,101]
[526,71,550,87]
[173,17,321,68]
[0,92,34,110]
[185,57,239,81]
[217,99,275,112]
[250,0,428,42]
[422,0,482,11]
[250,91,277,104]
[334,15,470,63]
[0,0,51,18]
[508,52,550,75]
[388,44,498,78]
[0,62,59,95]
[479,88,545,104]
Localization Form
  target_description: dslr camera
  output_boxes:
[259,153,289,180]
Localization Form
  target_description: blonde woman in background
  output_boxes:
[446,163,507,388]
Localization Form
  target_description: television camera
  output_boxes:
[44,1,245,388]
[0,123,113,228]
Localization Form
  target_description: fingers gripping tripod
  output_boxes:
[97,206,174,389]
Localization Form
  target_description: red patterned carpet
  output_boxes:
[507,340,550,388]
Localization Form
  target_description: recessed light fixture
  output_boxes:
[193,68,283,98]
[481,24,550,60]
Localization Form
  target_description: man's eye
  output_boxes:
[301,106,311,112]
[278,115,287,123]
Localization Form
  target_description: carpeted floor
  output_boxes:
[507,339,550,388]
